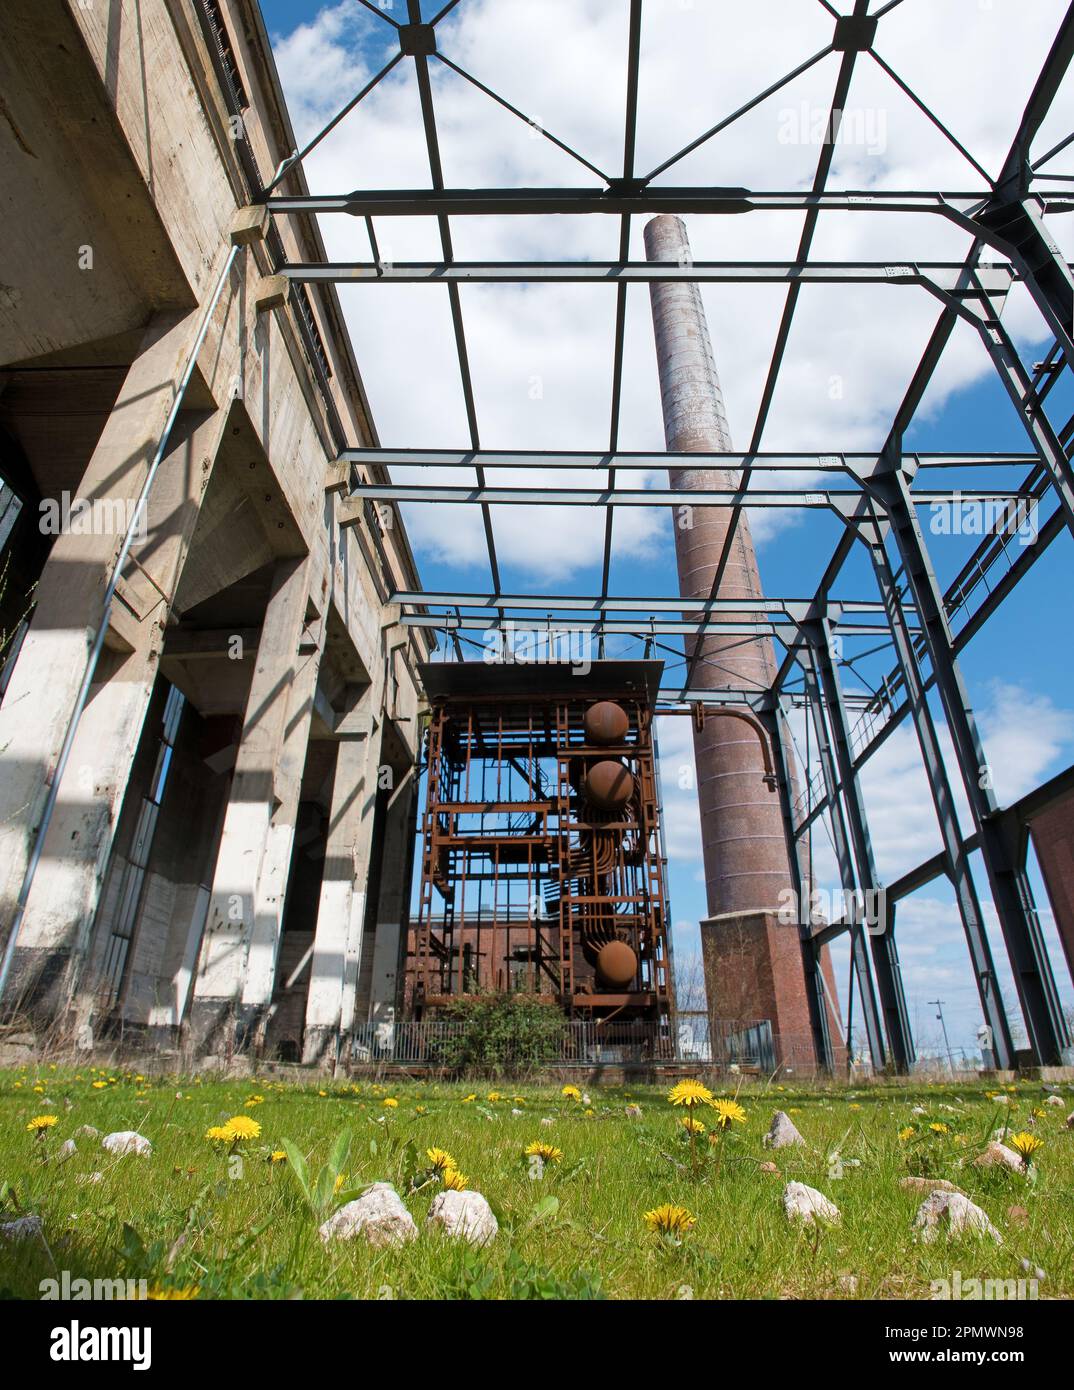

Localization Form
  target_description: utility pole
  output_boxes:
[930,999,955,1074]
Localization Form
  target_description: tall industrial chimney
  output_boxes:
[644,213,818,1062]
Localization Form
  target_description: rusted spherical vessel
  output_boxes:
[596,939,637,989]
[582,759,635,810]
[584,700,629,745]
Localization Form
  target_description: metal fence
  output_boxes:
[349,1018,782,1069]
[350,1019,677,1067]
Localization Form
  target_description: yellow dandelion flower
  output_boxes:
[26,1114,58,1132]
[224,1114,261,1141]
[524,1141,563,1163]
[33,1085,44,1094]
[244,1095,264,1107]
[487,1092,502,1102]
[426,1147,456,1172]
[680,1116,706,1135]
[898,1126,915,1142]
[415,1106,428,1115]
[561,1085,581,1101]
[668,1079,713,1109]
[442,1166,468,1191]
[462,1094,476,1104]
[205,1125,231,1143]
[929,1122,949,1135]
[1009,1132,1043,1162]
[643,1203,696,1237]
[383,1098,399,1109]
[270,1151,287,1164]
[334,1173,348,1193]
[92,1081,108,1089]
[709,1097,747,1128]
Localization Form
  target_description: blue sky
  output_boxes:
[255,0,1074,1060]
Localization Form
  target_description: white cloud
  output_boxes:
[269,0,1074,584]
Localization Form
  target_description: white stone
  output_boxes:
[1066,1112,1074,1130]
[625,1104,642,1119]
[990,1126,1012,1142]
[0,1215,44,1242]
[914,1191,1001,1244]
[101,1131,152,1157]
[425,1189,498,1246]
[318,1183,417,1248]
[782,1182,840,1226]
[540,1116,555,1127]
[1044,1095,1063,1108]
[56,1139,77,1164]
[511,1108,524,1116]
[971,1141,1022,1172]
[73,1125,99,1139]
[75,1173,103,1185]
[911,1105,927,1116]
[764,1111,805,1148]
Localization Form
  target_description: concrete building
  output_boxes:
[0,0,428,1066]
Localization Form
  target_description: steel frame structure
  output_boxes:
[409,674,673,1026]
[252,0,1074,1071]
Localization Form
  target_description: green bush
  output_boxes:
[432,993,567,1078]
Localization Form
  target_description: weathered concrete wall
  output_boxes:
[0,0,428,1064]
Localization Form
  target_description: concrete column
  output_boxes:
[187,555,311,1052]
[302,720,380,1065]
[0,311,226,1023]
[645,214,815,1055]
[359,767,417,1027]
[240,609,326,1048]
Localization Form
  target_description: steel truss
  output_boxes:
[253,0,1074,1070]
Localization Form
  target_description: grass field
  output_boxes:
[1,1065,1071,1300]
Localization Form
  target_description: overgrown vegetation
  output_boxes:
[431,992,568,1076]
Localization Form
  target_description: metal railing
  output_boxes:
[349,1017,789,1069]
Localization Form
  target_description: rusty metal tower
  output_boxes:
[406,661,674,1039]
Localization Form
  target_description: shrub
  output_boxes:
[432,993,567,1078]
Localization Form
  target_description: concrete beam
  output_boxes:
[186,555,312,1051]
[302,715,381,1065]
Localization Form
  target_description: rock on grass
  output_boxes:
[101,1131,152,1157]
[319,1183,417,1248]
[783,1182,840,1227]
[970,1142,1021,1173]
[764,1111,805,1149]
[426,1189,497,1246]
[913,1191,1001,1244]
[0,1215,44,1242]
[899,1176,963,1195]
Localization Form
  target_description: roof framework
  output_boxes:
[256,0,1074,1072]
